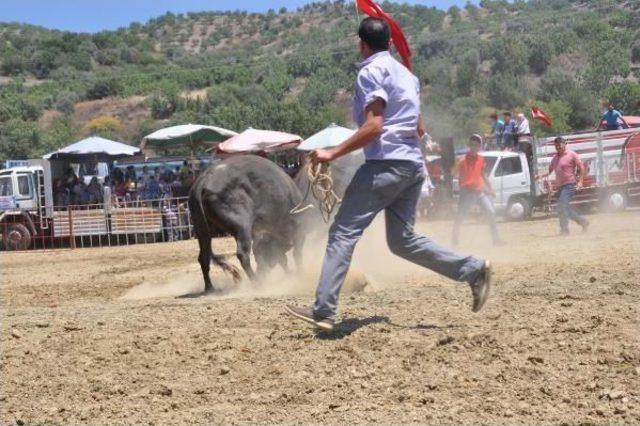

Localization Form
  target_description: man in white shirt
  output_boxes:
[515,113,530,147]
[284,18,491,332]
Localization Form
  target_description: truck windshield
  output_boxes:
[0,177,12,196]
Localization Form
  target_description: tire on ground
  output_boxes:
[506,197,532,221]
[2,222,32,251]
[600,189,627,212]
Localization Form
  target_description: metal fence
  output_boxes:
[1,196,195,251]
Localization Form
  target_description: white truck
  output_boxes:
[0,158,182,250]
[480,129,640,220]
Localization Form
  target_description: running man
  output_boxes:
[285,18,492,332]
[452,135,503,247]
[536,136,589,235]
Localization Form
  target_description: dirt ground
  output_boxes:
[1,210,639,425]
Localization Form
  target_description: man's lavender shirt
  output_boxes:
[352,51,424,165]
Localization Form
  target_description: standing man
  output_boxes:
[285,18,491,332]
[502,112,517,150]
[489,113,505,150]
[452,135,503,247]
[515,113,531,147]
[597,103,628,131]
[536,136,589,235]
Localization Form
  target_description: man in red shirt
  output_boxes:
[452,135,502,246]
[536,136,588,235]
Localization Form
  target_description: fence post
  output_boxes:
[68,207,76,249]
[596,131,605,186]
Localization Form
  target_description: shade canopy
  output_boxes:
[297,123,355,151]
[216,128,301,153]
[141,124,238,150]
[43,136,141,161]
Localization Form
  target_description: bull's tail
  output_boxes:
[188,179,211,239]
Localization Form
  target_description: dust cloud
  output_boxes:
[121,210,527,302]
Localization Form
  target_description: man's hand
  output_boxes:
[309,148,336,166]
[576,181,583,190]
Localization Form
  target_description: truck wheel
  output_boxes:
[3,223,32,251]
[506,197,532,221]
[601,190,627,212]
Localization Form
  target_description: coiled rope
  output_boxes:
[290,162,342,223]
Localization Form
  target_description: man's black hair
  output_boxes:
[503,111,512,117]
[358,17,390,52]
[554,136,567,144]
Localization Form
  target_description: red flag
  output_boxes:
[531,106,552,127]
[356,0,412,70]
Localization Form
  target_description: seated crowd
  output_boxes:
[52,161,199,207]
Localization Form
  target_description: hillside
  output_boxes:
[1,0,639,159]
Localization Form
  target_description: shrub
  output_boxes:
[83,115,123,137]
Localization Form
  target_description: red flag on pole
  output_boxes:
[531,106,552,127]
[356,0,412,70]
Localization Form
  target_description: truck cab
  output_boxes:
[0,166,47,250]
[482,151,534,221]
[0,166,42,212]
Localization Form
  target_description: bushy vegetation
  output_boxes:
[1,0,639,158]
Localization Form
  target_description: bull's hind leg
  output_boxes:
[235,227,256,282]
[197,236,215,293]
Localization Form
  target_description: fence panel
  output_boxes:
[0,196,193,251]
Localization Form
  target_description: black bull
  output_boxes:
[188,153,364,293]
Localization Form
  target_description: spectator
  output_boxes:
[182,170,196,189]
[111,167,124,183]
[417,172,434,218]
[125,177,136,200]
[515,113,530,139]
[72,179,89,205]
[141,165,152,186]
[53,178,68,206]
[63,167,78,192]
[179,160,190,180]
[502,112,517,150]
[162,199,180,241]
[489,113,505,149]
[452,135,503,246]
[536,136,589,235]
[103,177,112,209]
[87,177,103,204]
[114,178,127,199]
[598,103,628,131]
[160,175,173,199]
[145,176,162,200]
[125,165,137,183]
[136,176,146,196]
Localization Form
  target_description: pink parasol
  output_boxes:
[216,128,301,153]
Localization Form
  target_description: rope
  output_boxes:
[290,162,342,223]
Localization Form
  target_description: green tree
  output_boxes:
[527,38,553,75]
[0,119,43,159]
[605,82,640,116]
[86,78,122,100]
[526,100,571,136]
[41,116,78,151]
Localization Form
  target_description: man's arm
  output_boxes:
[482,173,495,196]
[619,115,629,129]
[535,164,553,180]
[594,112,605,130]
[310,99,385,164]
[576,157,585,188]
[417,114,426,139]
